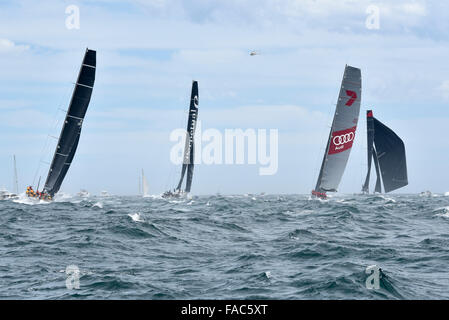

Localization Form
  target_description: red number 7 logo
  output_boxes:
[345,90,357,106]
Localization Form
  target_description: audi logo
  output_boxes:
[333,132,354,146]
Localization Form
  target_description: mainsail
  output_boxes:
[175,80,199,193]
[313,65,362,197]
[142,169,150,197]
[42,48,96,197]
[362,110,408,193]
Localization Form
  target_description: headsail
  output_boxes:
[43,48,96,197]
[362,110,408,193]
[142,169,150,197]
[175,80,199,193]
[313,65,362,197]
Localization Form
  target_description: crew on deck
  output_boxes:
[26,186,37,197]
[26,186,52,200]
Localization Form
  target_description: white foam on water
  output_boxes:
[13,194,51,206]
[128,213,144,222]
[308,195,328,202]
[175,208,192,212]
[93,202,103,209]
[378,194,396,203]
[435,207,449,218]
[444,192,449,197]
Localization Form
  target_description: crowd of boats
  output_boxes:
[1,48,408,202]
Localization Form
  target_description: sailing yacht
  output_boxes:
[162,81,199,199]
[312,65,362,199]
[26,48,96,201]
[77,189,90,197]
[361,110,408,193]
[141,169,150,197]
[0,188,16,200]
[1,155,20,200]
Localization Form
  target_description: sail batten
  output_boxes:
[43,49,96,197]
[313,65,362,196]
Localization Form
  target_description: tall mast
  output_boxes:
[13,155,18,194]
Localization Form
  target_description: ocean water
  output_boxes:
[1,193,449,300]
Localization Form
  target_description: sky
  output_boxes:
[0,0,448,195]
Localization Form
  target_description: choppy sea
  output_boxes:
[1,193,449,299]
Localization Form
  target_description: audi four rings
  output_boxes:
[333,132,355,146]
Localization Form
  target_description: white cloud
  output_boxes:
[0,38,29,52]
[402,2,427,16]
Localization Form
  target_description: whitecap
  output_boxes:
[93,202,103,209]
[128,213,144,222]
[435,207,449,218]
[13,194,51,205]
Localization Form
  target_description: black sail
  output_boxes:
[362,110,408,193]
[43,49,96,196]
[176,81,199,193]
[362,111,374,193]
[373,116,408,193]
[372,147,382,193]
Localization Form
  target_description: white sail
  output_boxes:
[313,65,362,195]
[142,169,150,197]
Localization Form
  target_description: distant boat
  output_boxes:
[419,191,432,197]
[1,155,20,200]
[100,190,109,197]
[142,169,150,197]
[0,187,17,200]
[312,65,362,199]
[26,48,96,201]
[77,189,90,197]
[361,110,408,194]
[162,81,199,199]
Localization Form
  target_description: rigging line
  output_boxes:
[360,108,367,191]
[312,100,335,189]
[32,83,74,187]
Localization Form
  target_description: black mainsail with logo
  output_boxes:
[163,81,199,198]
[27,48,96,200]
[312,65,362,199]
[361,110,408,193]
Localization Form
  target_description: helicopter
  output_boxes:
[249,50,260,56]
